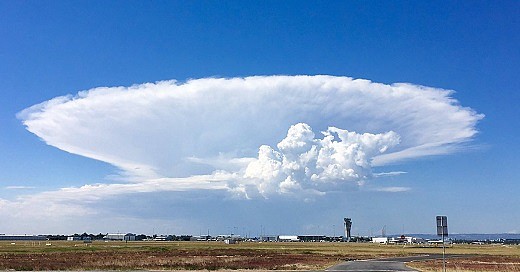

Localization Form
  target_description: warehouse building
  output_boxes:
[259,235,278,242]
[103,233,136,241]
[371,237,389,244]
[0,234,47,241]
[297,235,326,242]
[278,235,299,242]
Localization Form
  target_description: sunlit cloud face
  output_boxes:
[13,75,482,207]
[232,123,401,198]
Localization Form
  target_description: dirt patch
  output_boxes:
[408,255,520,272]
[0,248,343,271]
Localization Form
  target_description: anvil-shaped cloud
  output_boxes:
[18,75,483,198]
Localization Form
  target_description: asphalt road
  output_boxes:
[325,254,472,272]
[326,260,417,272]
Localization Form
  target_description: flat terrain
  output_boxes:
[407,255,520,272]
[0,241,518,271]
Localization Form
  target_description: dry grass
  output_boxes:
[406,244,520,271]
[0,241,342,271]
[408,255,520,272]
[0,241,519,271]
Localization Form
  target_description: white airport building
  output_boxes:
[103,233,136,241]
[372,236,425,244]
[278,235,300,242]
[371,237,389,244]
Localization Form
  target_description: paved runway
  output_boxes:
[325,254,471,272]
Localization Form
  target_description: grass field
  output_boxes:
[0,240,518,271]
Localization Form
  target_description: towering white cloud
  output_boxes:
[238,123,400,197]
[17,75,483,198]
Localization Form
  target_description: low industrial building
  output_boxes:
[0,234,47,241]
[193,235,212,241]
[103,233,136,241]
[259,235,278,242]
[373,236,425,244]
[278,235,299,242]
[372,237,389,244]
[224,238,237,244]
[297,235,326,242]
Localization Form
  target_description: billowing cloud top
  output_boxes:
[18,75,483,197]
[236,123,400,198]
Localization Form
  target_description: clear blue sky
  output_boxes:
[0,1,519,235]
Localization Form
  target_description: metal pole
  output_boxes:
[442,229,446,272]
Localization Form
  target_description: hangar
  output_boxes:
[278,235,299,242]
[0,234,46,241]
[103,233,136,241]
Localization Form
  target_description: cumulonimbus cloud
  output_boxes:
[231,123,400,198]
[18,75,483,197]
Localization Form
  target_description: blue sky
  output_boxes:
[0,1,519,236]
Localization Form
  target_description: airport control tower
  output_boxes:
[344,218,352,241]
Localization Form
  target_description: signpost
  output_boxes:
[436,216,448,272]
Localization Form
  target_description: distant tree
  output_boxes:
[94,233,105,240]
[46,234,67,240]
[136,234,147,241]
[179,235,192,241]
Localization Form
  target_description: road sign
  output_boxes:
[436,215,448,272]
[436,216,448,236]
